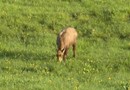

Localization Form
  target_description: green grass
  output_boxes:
[0,0,130,90]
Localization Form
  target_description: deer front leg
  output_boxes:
[63,48,68,62]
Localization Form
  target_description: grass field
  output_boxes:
[0,0,130,90]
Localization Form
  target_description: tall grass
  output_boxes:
[0,0,130,90]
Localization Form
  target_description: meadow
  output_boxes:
[0,0,130,90]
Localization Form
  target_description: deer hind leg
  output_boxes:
[72,44,76,57]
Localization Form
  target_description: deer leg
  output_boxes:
[72,44,76,57]
[63,48,68,61]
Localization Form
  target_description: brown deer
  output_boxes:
[56,27,78,62]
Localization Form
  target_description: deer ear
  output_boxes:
[61,48,65,52]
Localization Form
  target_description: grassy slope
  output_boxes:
[0,0,130,90]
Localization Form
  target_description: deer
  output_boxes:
[56,27,78,62]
